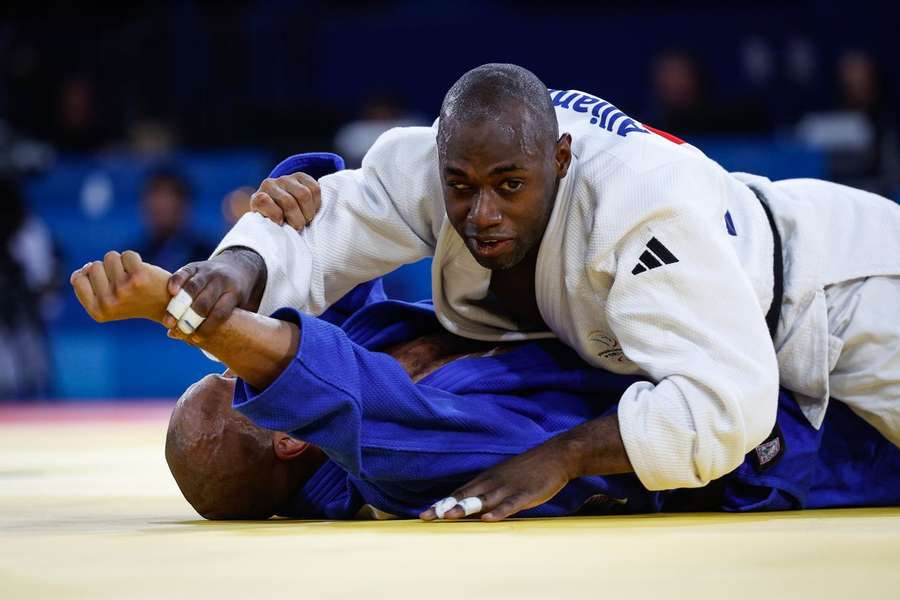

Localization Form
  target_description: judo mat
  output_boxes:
[2,403,898,599]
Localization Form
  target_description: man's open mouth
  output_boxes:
[468,237,514,258]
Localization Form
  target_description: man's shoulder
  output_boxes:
[552,90,649,142]
[358,126,441,200]
[364,125,438,167]
[552,89,708,177]
[572,145,719,215]
[566,139,732,253]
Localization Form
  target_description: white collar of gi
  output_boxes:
[430,154,580,342]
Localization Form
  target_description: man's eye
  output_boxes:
[448,182,470,192]
[500,180,524,192]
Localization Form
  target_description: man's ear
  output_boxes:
[555,133,572,179]
[273,433,310,460]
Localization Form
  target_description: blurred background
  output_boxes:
[0,0,897,401]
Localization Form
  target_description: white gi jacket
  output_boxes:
[214,90,900,491]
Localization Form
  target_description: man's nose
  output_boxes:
[467,190,503,229]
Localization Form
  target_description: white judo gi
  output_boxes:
[213,89,900,491]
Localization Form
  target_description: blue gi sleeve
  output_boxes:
[233,308,578,480]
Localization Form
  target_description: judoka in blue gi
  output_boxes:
[159,279,900,520]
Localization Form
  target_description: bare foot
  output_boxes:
[70,251,172,324]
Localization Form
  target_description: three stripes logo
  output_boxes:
[631,237,679,275]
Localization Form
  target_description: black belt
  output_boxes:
[752,188,784,339]
[745,188,786,473]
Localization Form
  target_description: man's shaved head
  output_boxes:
[436,63,571,272]
[437,63,558,159]
[165,374,322,519]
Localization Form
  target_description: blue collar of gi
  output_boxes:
[268,152,345,179]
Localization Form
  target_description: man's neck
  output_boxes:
[488,246,546,331]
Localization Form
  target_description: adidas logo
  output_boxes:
[631,237,679,275]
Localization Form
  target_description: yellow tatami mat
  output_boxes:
[2,405,898,599]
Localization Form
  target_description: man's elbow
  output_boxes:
[696,372,780,486]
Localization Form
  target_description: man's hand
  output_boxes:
[71,250,300,390]
[251,172,321,230]
[421,438,576,522]
[420,414,632,522]
[163,248,267,334]
[70,251,171,323]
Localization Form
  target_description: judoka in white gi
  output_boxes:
[165,64,900,521]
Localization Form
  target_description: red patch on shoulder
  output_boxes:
[643,124,686,145]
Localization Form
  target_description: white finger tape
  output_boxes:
[166,290,193,321]
[177,307,206,335]
[431,496,458,520]
[458,496,483,517]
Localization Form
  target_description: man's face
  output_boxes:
[440,115,570,271]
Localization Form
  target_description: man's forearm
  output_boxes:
[556,414,633,478]
[178,309,299,390]
[169,248,296,388]
[71,251,292,390]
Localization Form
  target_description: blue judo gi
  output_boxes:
[232,280,900,519]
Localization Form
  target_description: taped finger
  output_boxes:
[166,289,193,321]
[177,306,206,334]
[458,496,484,517]
[431,496,458,520]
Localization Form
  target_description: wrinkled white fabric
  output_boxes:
[824,276,900,446]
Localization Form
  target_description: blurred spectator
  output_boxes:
[221,186,254,227]
[0,121,55,176]
[127,116,179,157]
[133,168,214,273]
[53,76,110,152]
[0,176,58,399]
[649,50,769,136]
[334,94,427,167]
[840,51,881,113]
[796,50,899,195]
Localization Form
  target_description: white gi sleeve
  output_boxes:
[604,161,779,491]
[211,126,444,316]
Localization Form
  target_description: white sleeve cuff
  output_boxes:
[617,380,704,492]
[211,212,313,317]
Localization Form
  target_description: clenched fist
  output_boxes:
[162,248,267,334]
[70,251,171,324]
[250,172,321,230]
